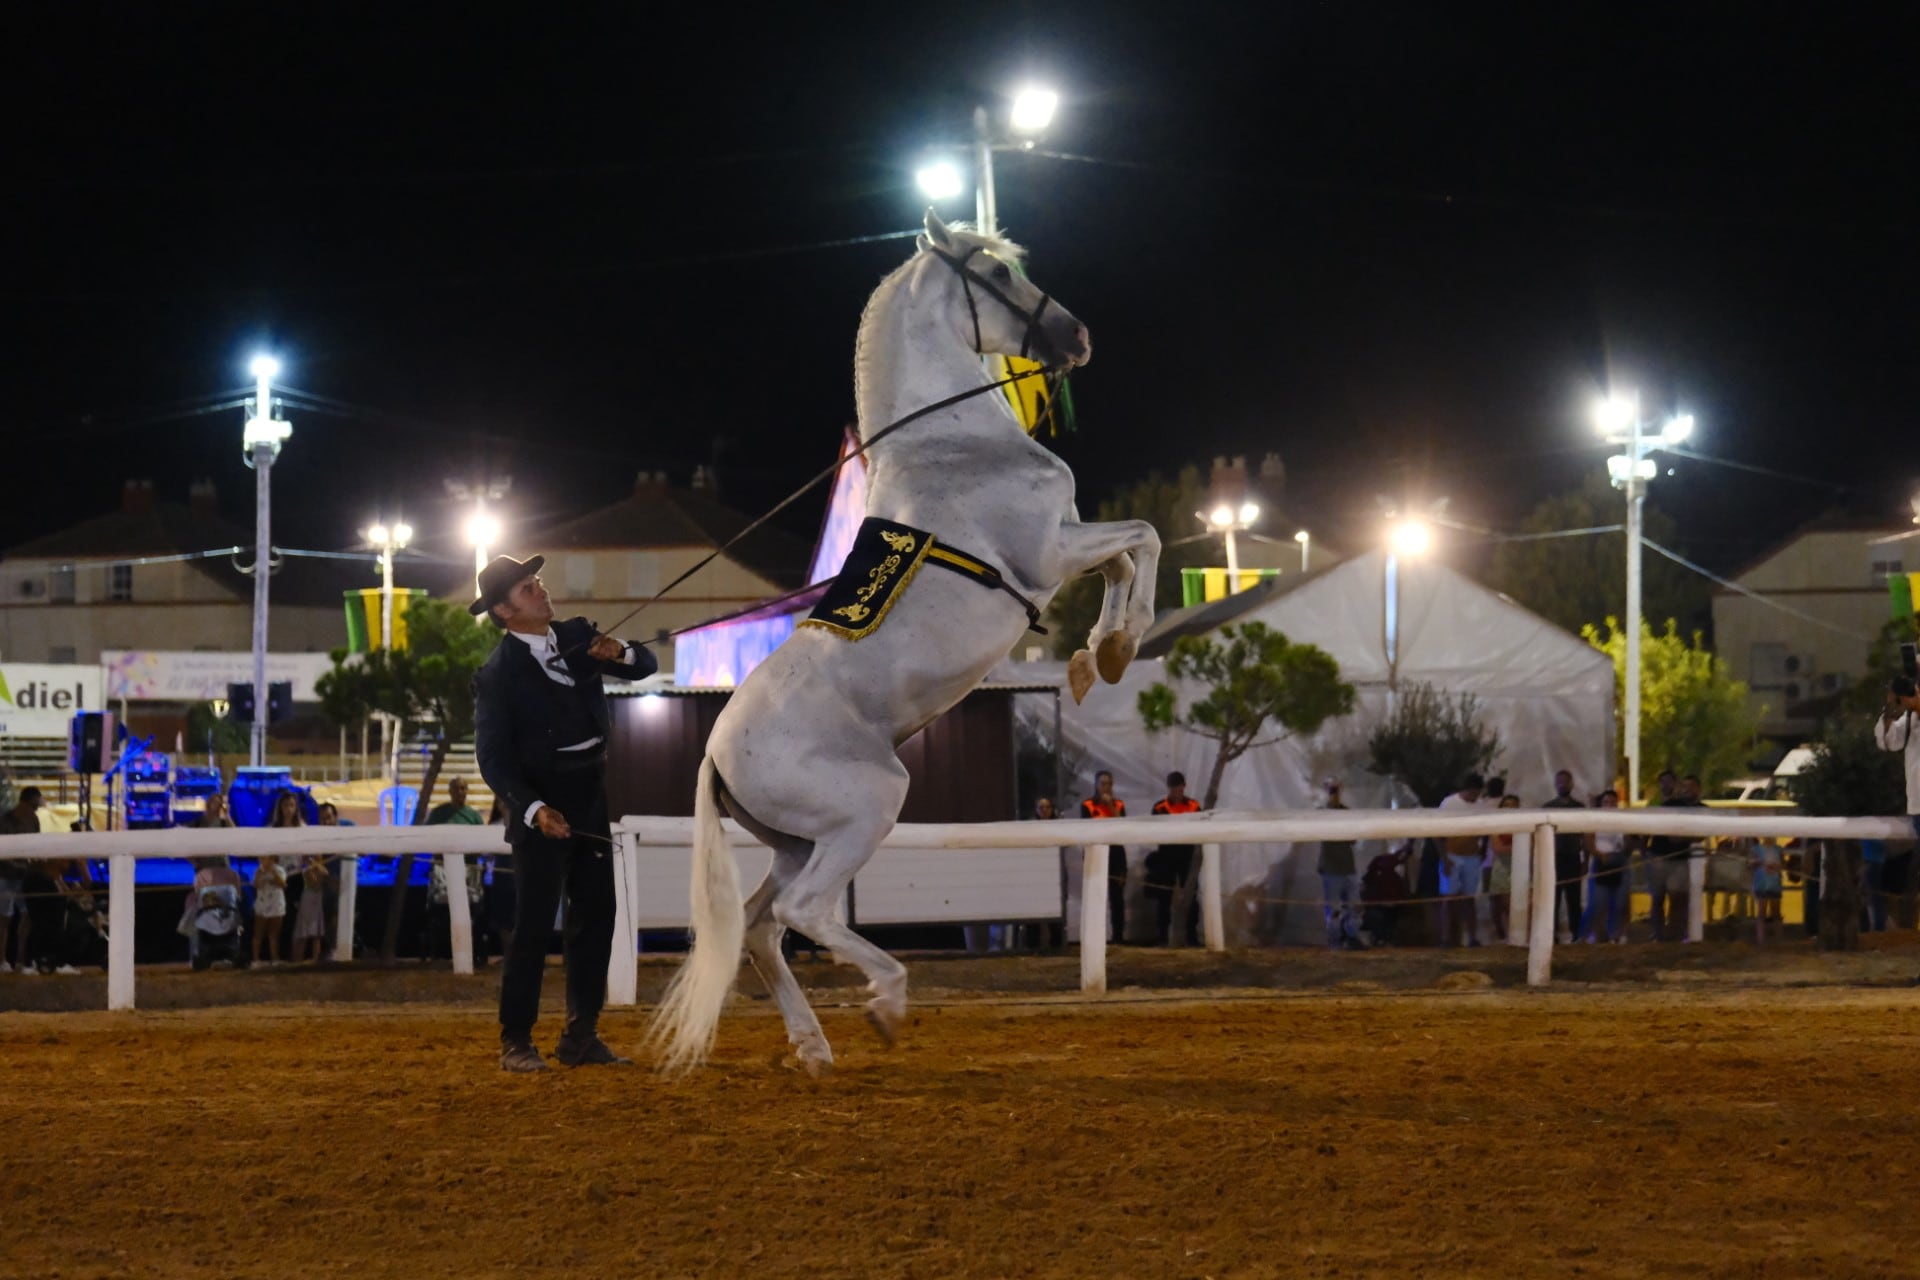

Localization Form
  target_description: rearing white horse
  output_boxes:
[648,212,1160,1076]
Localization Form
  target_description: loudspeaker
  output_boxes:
[226,681,293,725]
[69,710,116,775]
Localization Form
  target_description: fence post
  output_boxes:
[445,854,474,976]
[606,831,639,1007]
[1081,845,1108,995]
[107,853,136,1011]
[1508,828,1532,945]
[1199,842,1225,952]
[333,856,357,963]
[1686,847,1707,943]
[1527,824,1555,986]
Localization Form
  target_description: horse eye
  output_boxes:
[992,262,1012,282]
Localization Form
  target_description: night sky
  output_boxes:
[6,3,1914,578]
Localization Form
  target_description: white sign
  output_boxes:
[0,663,103,736]
[100,651,336,702]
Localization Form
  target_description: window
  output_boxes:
[109,563,133,602]
[49,567,75,603]
[1749,642,1787,691]
[626,554,660,599]
[49,646,76,665]
[565,554,595,598]
[1872,557,1905,585]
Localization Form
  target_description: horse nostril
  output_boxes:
[1075,324,1090,349]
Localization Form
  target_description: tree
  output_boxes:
[316,596,500,959]
[1139,621,1355,944]
[1364,683,1503,807]
[1583,617,1759,797]
[1049,465,1217,659]
[1785,721,1906,951]
[185,700,249,755]
[1487,472,1707,637]
[1138,621,1356,811]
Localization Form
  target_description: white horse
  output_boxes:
[648,211,1160,1076]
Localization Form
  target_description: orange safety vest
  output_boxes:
[1152,797,1202,816]
[1080,796,1126,819]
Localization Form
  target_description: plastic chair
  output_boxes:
[378,786,419,827]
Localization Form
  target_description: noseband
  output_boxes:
[929,244,1055,361]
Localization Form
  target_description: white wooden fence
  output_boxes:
[3,808,1909,1011]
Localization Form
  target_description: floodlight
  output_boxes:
[1238,502,1260,525]
[466,511,501,547]
[915,162,964,201]
[1663,413,1695,443]
[367,524,390,546]
[391,522,413,546]
[249,354,281,380]
[1388,519,1432,557]
[1010,87,1059,133]
[1208,504,1234,529]
[1293,530,1310,544]
[1594,395,1637,436]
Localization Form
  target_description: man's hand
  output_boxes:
[587,634,628,662]
[534,806,572,840]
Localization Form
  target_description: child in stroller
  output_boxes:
[185,858,249,971]
[1361,842,1413,946]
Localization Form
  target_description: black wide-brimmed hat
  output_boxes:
[469,554,545,616]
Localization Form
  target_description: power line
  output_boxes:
[1643,538,1873,642]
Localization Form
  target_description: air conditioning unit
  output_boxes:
[1784,681,1804,702]
[16,577,45,599]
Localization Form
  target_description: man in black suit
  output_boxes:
[471,554,656,1072]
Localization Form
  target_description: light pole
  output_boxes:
[1595,394,1694,806]
[1294,529,1311,572]
[365,521,413,651]
[918,84,1058,233]
[1383,517,1433,691]
[1201,500,1262,584]
[464,505,501,583]
[242,355,290,768]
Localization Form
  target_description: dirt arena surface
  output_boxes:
[6,981,1920,1279]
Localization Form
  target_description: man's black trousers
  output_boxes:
[498,758,616,1048]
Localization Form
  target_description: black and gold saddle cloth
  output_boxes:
[800,517,1047,642]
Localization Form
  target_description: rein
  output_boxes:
[551,355,1068,669]
[927,244,1055,361]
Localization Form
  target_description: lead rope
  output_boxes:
[549,356,1066,669]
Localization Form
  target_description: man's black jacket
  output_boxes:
[473,616,655,841]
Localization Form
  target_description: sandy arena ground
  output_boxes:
[5,957,1920,1279]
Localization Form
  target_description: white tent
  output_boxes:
[997,550,1616,945]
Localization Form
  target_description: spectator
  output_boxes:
[1486,794,1521,943]
[1144,772,1202,947]
[1541,770,1588,943]
[315,802,348,953]
[189,857,248,971]
[0,785,42,973]
[1315,780,1362,949]
[1583,792,1630,942]
[425,778,485,964]
[483,797,515,961]
[251,849,288,968]
[1079,771,1128,944]
[1641,770,1694,942]
[1749,836,1785,944]
[1437,773,1486,947]
[196,794,235,829]
[292,855,331,963]
[1033,796,1056,820]
[1861,839,1890,934]
[24,825,97,975]
[1360,840,1413,946]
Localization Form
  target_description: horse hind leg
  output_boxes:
[741,847,835,1076]
[770,819,909,1050]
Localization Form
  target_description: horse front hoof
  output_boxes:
[865,1006,902,1048]
[1095,630,1137,683]
[1067,650,1096,704]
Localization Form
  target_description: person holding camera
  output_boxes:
[1875,675,1920,829]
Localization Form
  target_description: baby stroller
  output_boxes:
[185,882,249,971]
[1360,846,1412,946]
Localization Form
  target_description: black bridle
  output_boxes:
[928,243,1056,360]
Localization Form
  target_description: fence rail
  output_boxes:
[5,808,1907,1012]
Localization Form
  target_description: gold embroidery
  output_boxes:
[802,523,934,641]
[879,529,916,554]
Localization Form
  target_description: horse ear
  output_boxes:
[923,208,955,249]
[915,233,932,253]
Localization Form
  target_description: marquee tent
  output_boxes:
[999,550,1616,945]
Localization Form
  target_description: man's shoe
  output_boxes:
[499,1042,550,1073]
[555,1035,633,1068]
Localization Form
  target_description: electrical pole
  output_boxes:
[243,356,289,768]
[972,105,998,233]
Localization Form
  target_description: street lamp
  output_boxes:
[916,83,1062,232]
[464,506,501,581]
[1293,529,1311,572]
[365,521,413,651]
[1595,392,1696,806]
[241,353,290,768]
[915,161,965,202]
[1383,516,1434,691]
[1200,500,1260,580]
[1009,87,1059,134]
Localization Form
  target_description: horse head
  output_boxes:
[916,210,1091,368]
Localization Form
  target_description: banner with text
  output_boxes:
[0,663,103,736]
[100,651,335,703]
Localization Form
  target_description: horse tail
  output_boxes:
[646,755,743,1075]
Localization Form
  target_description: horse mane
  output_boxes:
[852,224,1028,430]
